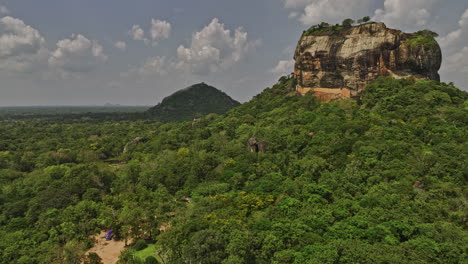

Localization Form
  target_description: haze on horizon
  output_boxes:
[0,0,467,106]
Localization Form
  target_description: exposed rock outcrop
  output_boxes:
[294,22,442,100]
[247,137,267,153]
[123,137,147,153]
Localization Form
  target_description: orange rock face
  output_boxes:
[294,23,442,100]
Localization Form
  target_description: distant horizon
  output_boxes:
[0,81,247,107]
[0,104,152,108]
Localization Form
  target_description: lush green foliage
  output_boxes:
[0,77,467,263]
[0,106,149,123]
[357,16,371,24]
[303,23,344,36]
[406,30,439,47]
[303,17,374,36]
[342,18,355,27]
[146,83,240,122]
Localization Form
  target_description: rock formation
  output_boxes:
[294,22,442,100]
[123,137,147,153]
[247,137,267,153]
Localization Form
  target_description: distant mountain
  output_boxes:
[146,83,240,122]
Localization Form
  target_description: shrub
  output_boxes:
[145,256,160,264]
[342,18,355,27]
[133,239,148,251]
[406,30,439,47]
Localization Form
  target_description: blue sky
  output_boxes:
[0,0,467,105]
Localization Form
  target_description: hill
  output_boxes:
[146,83,240,122]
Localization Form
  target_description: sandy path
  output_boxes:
[85,231,127,264]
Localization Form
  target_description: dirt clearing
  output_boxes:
[84,231,127,264]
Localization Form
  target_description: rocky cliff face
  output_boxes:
[294,22,442,100]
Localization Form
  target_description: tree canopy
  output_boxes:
[342,18,355,27]
[0,76,467,263]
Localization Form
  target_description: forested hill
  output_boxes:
[146,82,240,122]
[0,76,467,263]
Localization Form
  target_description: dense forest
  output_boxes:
[0,76,467,263]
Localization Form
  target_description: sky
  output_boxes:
[0,0,467,106]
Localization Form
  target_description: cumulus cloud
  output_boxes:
[0,16,108,78]
[0,6,9,15]
[0,16,48,73]
[0,16,45,59]
[462,10,468,27]
[150,19,171,41]
[284,0,438,29]
[445,47,468,73]
[271,59,294,74]
[122,55,192,87]
[49,34,107,75]
[373,0,437,31]
[124,18,259,81]
[439,9,468,75]
[128,20,171,46]
[126,56,172,77]
[439,9,468,51]
[114,41,127,51]
[288,12,300,19]
[128,24,147,42]
[284,0,313,9]
[284,0,374,25]
[177,18,260,75]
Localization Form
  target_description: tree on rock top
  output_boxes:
[342,18,355,27]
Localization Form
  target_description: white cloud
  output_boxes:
[439,9,468,51]
[124,18,260,82]
[0,6,9,15]
[439,9,468,75]
[114,41,127,51]
[129,20,171,46]
[0,16,44,59]
[288,12,300,19]
[150,19,171,41]
[128,24,147,42]
[284,0,313,8]
[284,0,438,29]
[0,16,109,78]
[461,9,468,27]
[445,46,468,73]
[439,30,462,49]
[303,0,374,25]
[127,56,170,77]
[373,0,437,31]
[0,16,48,73]
[271,59,294,74]
[284,0,374,25]
[49,34,107,75]
[124,55,187,81]
[177,18,260,75]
